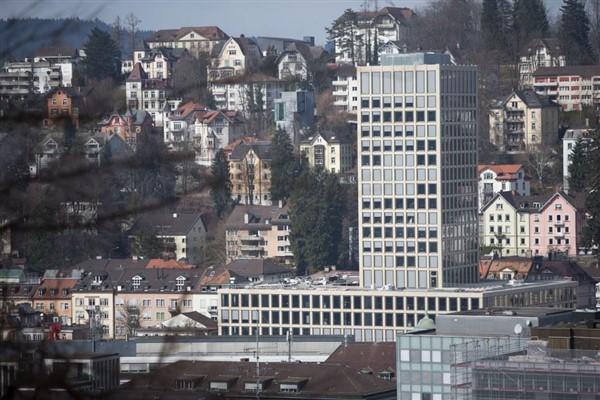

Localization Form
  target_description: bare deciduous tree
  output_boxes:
[125,12,141,54]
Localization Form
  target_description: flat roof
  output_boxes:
[443,307,574,318]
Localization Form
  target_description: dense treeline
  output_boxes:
[0,17,153,63]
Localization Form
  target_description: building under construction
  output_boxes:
[452,340,600,400]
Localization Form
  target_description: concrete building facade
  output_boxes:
[357,53,479,289]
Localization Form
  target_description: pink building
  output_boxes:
[529,192,586,257]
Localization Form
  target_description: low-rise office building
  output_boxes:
[217,280,578,342]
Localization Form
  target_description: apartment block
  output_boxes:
[533,65,600,111]
[489,90,559,153]
[225,203,292,263]
[358,52,479,289]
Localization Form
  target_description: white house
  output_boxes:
[518,38,565,89]
[210,74,285,114]
[478,164,530,212]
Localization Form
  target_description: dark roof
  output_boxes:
[136,213,205,236]
[376,6,415,23]
[300,131,352,145]
[115,359,396,399]
[326,342,396,373]
[513,89,555,107]
[520,38,562,57]
[34,46,78,58]
[538,191,587,212]
[228,141,272,161]
[533,65,600,78]
[127,62,148,81]
[226,203,289,229]
[232,36,261,56]
[224,258,293,278]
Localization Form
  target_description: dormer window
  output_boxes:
[132,276,142,290]
[63,289,69,296]
[176,276,186,291]
[93,275,102,284]
[50,289,58,296]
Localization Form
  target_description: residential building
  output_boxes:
[71,268,117,339]
[132,46,189,79]
[208,36,263,81]
[480,257,597,308]
[34,132,62,171]
[562,127,593,193]
[217,280,578,340]
[273,89,315,148]
[0,55,79,100]
[225,203,292,263]
[211,74,285,114]
[299,131,354,174]
[478,164,530,211]
[331,7,415,66]
[33,46,81,87]
[44,86,89,128]
[0,270,40,309]
[144,26,229,59]
[0,64,31,101]
[31,277,78,324]
[112,266,203,338]
[228,140,273,206]
[275,42,329,81]
[125,62,179,128]
[480,191,533,257]
[529,191,587,258]
[96,109,154,150]
[331,65,359,113]
[533,65,600,111]
[164,100,245,164]
[132,213,207,264]
[518,38,566,89]
[358,52,479,289]
[489,89,559,153]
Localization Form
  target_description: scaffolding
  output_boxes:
[452,340,600,400]
[450,336,527,400]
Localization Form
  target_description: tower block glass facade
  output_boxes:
[358,53,479,289]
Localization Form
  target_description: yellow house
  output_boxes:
[228,140,272,206]
[300,131,354,174]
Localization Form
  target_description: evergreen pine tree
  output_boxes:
[269,128,295,201]
[209,149,233,218]
[513,0,549,50]
[560,0,595,65]
[567,139,587,192]
[82,27,121,82]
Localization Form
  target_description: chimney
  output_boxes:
[278,199,283,208]
[585,118,590,127]
[173,213,177,218]
[244,213,250,224]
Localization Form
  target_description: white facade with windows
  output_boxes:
[357,53,479,289]
[217,281,577,341]
[480,192,531,257]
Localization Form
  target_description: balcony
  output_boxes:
[494,231,506,238]
[332,90,347,97]
[554,221,565,227]
[333,100,348,107]
[554,232,564,238]
[332,80,348,87]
